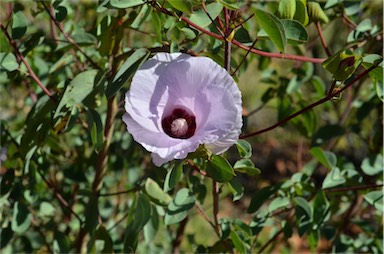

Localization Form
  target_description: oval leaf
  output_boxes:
[145,178,172,206]
[255,8,287,52]
[207,155,236,183]
[165,188,195,225]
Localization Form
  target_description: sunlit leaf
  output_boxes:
[189,2,223,29]
[12,11,27,39]
[207,155,235,182]
[322,167,346,189]
[110,0,144,9]
[164,188,195,225]
[255,8,286,52]
[145,178,172,206]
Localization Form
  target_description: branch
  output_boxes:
[98,185,140,197]
[154,5,325,64]
[36,167,83,224]
[172,217,189,254]
[0,23,55,101]
[212,180,221,237]
[240,59,383,139]
[41,2,101,70]
[315,22,332,57]
[324,184,383,193]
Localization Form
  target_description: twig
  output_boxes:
[324,184,383,193]
[195,203,217,232]
[316,22,332,57]
[232,37,258,76]
[41,2,101,70]
[36,167,83,224]
[240,59,383,139]
[172,217,189,254]
[154,6,325,64]
[98,186,140,197]
[224,8,232,72]
[212,180,221,237]
[257,228,284,254]
[0,23,55,101]
[187,159,207,176]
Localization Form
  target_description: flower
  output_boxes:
[123,53,242,166]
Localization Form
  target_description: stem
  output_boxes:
[0,23,55,101]
[212,180,221,237]
[240,59,383,139]
[98,185,140,197]
[92,96,118,193]
[257,228,284,254]
[154,6,325,64]
[41,2,100,70]
[232,37,258,76]
[36,167,83,224]
[172,217,189,254]
[324,184,383,193]
[224,8,232,72]
[316,22,332,57]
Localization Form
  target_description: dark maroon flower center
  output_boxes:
[162,108,196,139]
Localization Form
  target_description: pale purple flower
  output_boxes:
[123,53,242,166]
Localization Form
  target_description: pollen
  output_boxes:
[171,118,188,137]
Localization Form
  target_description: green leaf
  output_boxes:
[281,19,308,44]
[312,191,330,230]
[55,5,67,22]
[54,69,98,122]
[93,225,114,253]
[307,2,329,24]
[356,19,372,32]
[294,197,312,236]
[1,169,14,196]
[145,178,172,206]
[361,154,383,176]
[189,2,223,28]
[72,33,97,46]
[39,201,56,217]
[217,0,240,10]
[124,194,152,252]
[322,49,363,81]
[164,162,183,192]
[310,147,337,169]
[165,188,195,225]
[0,53,19,72]
[87,109,104,152]
[207,155,236,183]
[143,205,159,243]
[247,184,280,213]
[236,140,252,158]
[131,4,152,29]
[364,191,383,211]
[227,178,244,201]
[322,167,346,189]
[12,11,27,39]
[110,0,144,9]
[230,230,246,253]
[293,0,309,26]
[312,124,345,146]
[85,195,99,233]
[53,231,70,253]
[255,8,286,52]
[168,0,192,14]
[233,159,261,176]
[278,0,296,19]
[268,196,290,213]
[106,48,150,98]
[12,202,32,234]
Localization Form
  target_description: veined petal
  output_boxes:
[124,52,243,166]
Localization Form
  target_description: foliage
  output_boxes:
[1,0,383,253]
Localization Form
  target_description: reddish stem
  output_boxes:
[316,22,332,57]
[240,60,382,139]
[0,23,55,101]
